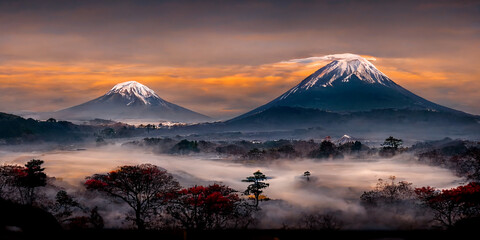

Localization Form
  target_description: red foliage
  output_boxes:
[173,184,238,211]
[415,183,480,204]
[414,186,437,201]
[11,167,28,178]
[443,182,480,206]
[167,184,243,230]
[84,164,179,230]
[415,182,480,227]
[84,179,108,189]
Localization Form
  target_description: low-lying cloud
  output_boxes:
[0,143,463,228]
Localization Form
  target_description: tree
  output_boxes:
[352,141,363,151]
[277,144,297,158]
[242,170,269,208]
[293,139,318,158]
[319,140,336,156]
[0,165,24,200]
[62,207,104,230]
[85,164,180,230]
[145,124,156,133]
[456,147,480,182]
[52,190,82,221]
[1,162,47,204]
[89,206,104,229]
[170,139,199,154]
[415,182,480,228]
[216,144,247,155]
[166,184,250,230]
[244,148,266,160]
[303,171,311,181]
[309,140,343,159]
[100,127,115,138]
[380,136,403,157]
[381,136,403,150]
[51,190,105,230]
[360,176,415,206]
[46,118,57,123]
[16,159,47,205]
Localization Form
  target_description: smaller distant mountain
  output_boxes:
[335,135,357,145]
[51,81,211,123]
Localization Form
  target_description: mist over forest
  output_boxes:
[1,131,479,234]
[2,100,480,240]
[2,1,480,239]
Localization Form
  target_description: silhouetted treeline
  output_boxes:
[0,112,96,143]
[124,137,376,160]
[413,138,480,181]
[0,112,171,144]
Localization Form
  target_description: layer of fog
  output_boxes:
[0,144,463,229]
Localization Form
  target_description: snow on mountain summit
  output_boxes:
[312,53,389,87]
[298,53,392,89]
[106,81,161,105]
[55,80,211,122]
[335,135,356,145]
[233,52,465,120]
[278,53,394,100]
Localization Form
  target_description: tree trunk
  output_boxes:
[25,187,34,205]
[135,209,145,230]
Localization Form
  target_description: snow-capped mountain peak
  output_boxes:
[56,80,211,122]
[233,53,467,121]
[335,135,356,145]
[298,53,392,90]
[106,81,160,105]
[278,53,394,100]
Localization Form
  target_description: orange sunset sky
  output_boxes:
[1,0,479,119]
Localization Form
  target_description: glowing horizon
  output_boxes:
[1,0,479,119]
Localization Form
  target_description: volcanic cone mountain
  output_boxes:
[235,53,464,120]
[220,54,479,138]
[54,81,210,123]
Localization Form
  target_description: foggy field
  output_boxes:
[0,143,463,229]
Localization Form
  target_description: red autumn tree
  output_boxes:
[0,165,25,200]
[415,182,480,228]
[17,160,47,205]
[84,164,180,230]
[0,160,47,205]
[166,184,251,230]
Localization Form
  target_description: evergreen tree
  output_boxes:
[381,136,403,150]
[17,159,47,205]
[304,171,311,181]
[242,170,269,208]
